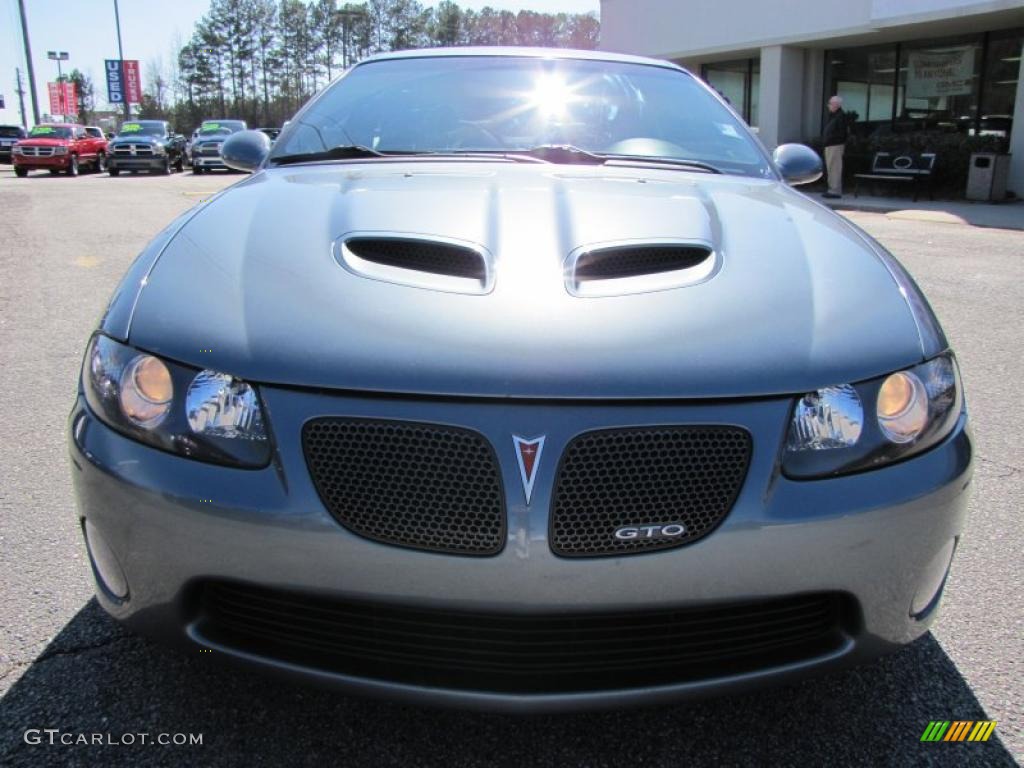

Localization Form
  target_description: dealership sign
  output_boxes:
[906,47,974,99]
[105,59,143,104]
[47,81,77,115]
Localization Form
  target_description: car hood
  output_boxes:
[110,135,163,144]
[17,138,70,147]
[124,162,928,399]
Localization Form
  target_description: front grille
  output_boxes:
[303,418,506,555]
[19,146,55,157]
[344,237,486,280]
[198,144,222,156]
[198,581,851,693]
[114,143,154,156]
[550,426,752,557]
[573,245,712,281]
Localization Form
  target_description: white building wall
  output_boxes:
[603,0,1024,194]
[757,46,806,149]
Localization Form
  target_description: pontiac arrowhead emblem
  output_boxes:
[512,435,546,504]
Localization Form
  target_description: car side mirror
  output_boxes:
[772,143,823,186]
[221,130,271,173]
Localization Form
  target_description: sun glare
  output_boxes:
[530,73,574,119]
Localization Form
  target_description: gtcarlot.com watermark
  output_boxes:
[24,729,203,746]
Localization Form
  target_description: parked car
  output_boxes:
[70,48,971,711]
[190,119,247,173]
[184,128,200,166]
[12,123,107,177]
[106,120,187,176]
[0,124,28,163]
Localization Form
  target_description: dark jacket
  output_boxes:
[822,109,848,147]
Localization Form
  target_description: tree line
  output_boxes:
[136,0,600,130]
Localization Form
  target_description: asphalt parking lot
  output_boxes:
[0,164,1021,767]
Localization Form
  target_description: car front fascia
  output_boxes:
[68,375,972,711]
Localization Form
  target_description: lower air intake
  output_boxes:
[198,581,852,694]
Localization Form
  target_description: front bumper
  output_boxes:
[108,155,167,171]
[192,155,227,169]
[13,154,70,170]
[68,387,973,711]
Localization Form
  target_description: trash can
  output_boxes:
[966,153,1011,201]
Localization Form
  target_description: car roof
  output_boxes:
[360,46,685,72]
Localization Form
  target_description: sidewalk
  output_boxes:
[814,191,1024,231]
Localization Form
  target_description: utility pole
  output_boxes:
[113,0,130,119]
[15,68,28,128]
[17,0,40,124]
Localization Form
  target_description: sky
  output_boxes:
[1,0,601,127]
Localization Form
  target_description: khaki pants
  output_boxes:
[824,144,844,194]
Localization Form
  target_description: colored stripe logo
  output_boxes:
[921,721,997,742]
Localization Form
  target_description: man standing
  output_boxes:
[822,96,848,199]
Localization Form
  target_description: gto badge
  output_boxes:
[615,523,687,540]
[512,435,545,504]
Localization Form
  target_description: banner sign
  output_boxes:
[105,59,124,104]
[123,60,142,104]
[906,47,974,99]
[47,82,77,115]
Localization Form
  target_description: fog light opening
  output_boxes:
[911,537,957,619]
[83,520,130,601]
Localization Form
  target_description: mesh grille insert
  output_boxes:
[574,245,711,281]
[303,418,505,555]
[198,581,851,694]
[345,238,485,280]
[551,426,752,557]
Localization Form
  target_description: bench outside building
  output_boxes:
[854,152,937,202]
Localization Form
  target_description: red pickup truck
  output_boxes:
[12,123,108,177]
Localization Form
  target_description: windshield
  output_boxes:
[117,121,166,137]
[29,125,72,139]
[272,56,772,177]
[0,126,24,138]
[199,122,244,136]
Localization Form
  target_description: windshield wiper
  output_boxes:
[270,144,388,165]
[601,155,722,174]
[449,145,722,173]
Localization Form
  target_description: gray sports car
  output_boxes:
[69,48,972,711]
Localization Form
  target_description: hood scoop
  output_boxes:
[565,241,718,298]
[336,234,494,295]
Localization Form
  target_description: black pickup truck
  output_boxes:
[0,125,28,163]
[106,120,187,175]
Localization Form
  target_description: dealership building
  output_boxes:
[600,0,1024,195]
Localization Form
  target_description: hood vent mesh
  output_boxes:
[574,245,712,282]
[345,238,486,281]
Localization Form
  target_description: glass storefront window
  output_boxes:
[828,45,898,132]
[897,35,983,133]
[702,58,759,128]
[825,29,1021,138]
[981,29,1022,137]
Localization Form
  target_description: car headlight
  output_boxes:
[153,143,167,155]
[12,145,24,154]
[54,146,68,155]
[783,352,962,478]
[82,334,271,468]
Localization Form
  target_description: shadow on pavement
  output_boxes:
[0,599,1017,767]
